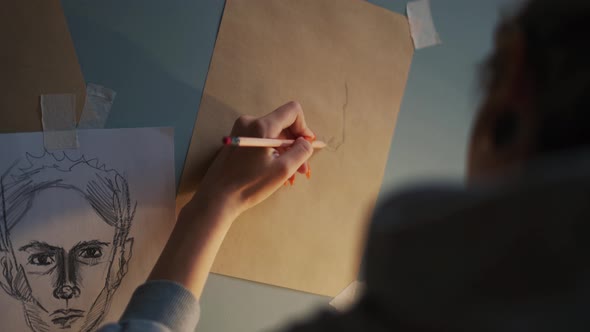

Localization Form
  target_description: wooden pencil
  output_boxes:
[222,136,327,149]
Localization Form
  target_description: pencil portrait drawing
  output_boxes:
[0,151,136,332]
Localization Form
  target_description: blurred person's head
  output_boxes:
[468,0,590,181]
[355,4,590,331]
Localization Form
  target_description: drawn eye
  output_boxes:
[28,254,56,266]
[79,247,102,259]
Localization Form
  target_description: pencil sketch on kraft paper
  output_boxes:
[0,151,135,332]
[178,0,413,296]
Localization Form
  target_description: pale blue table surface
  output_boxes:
[62,1,512,331]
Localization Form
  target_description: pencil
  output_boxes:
[222,136,327,149]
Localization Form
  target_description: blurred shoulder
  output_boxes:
[370,182,487,230]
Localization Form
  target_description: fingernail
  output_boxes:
[303,135,316,142]
[284,181,289,187]
[306,167,311,179]
[289,175,295,185]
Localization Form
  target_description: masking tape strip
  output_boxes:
[77,83,117,129]
[41,94,79,150]
[407,0,442,50]
[329,281,365,312]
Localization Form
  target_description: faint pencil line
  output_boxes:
[327,82,348,151]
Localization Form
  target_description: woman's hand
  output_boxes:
[195,101,316,220]
[149,102,316,298]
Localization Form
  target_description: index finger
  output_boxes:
[261,101,315,139]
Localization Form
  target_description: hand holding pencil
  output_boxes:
[195,102,317,218]
[222,136,327,149]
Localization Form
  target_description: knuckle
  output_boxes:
[249,119,267,137]
[232,115,251,133]
[233,115,261,136]
[235,115,251,127]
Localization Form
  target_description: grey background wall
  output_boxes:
[62,0,513,331]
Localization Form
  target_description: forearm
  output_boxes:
[103,103,315,332]
[148,192,237,299]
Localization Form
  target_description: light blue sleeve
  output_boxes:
[97,280,200,332]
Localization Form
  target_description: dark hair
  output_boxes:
[483,0,590,154]
[0,151,136,253]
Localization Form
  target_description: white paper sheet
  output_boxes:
[0,128,175,332]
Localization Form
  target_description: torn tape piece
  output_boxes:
[78,83,117,129]
[41,94,79,150]
[329,281,365,312]
[407,0,442,50]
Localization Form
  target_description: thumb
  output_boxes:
[274,137,313,179]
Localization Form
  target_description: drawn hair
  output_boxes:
[0,150,136,300]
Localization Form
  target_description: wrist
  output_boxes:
[183,188,241,227]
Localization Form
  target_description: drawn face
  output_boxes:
[10,188,117,331]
